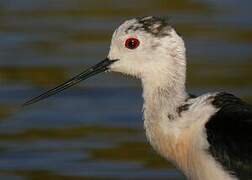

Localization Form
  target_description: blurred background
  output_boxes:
[0,0,251,179]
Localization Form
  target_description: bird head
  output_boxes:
[109,16,186,80]
[24,16,186,106]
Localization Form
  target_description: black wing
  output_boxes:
[206,92,252,179]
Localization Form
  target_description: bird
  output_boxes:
[23,16,252,180]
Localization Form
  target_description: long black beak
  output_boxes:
[23,58,117,106]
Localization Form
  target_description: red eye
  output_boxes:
[125,38,140,49]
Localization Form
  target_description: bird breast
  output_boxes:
[143,94,237,180]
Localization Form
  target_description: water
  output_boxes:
[0,0,251,179]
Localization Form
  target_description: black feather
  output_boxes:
[206,92,252,179]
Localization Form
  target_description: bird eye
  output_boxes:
[125,38,140,49]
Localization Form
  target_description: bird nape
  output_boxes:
[23,16,252,180]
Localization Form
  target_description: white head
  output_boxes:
[24,16,187,106]
[108,16,187,89]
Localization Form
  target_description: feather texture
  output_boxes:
[206,92,252,179]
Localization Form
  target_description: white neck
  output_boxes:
[141,56,188,120]
[141,59,188,147]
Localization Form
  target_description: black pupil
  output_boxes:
[128,39,137,48]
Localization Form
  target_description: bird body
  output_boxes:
[143,91,237,180]
[24,16,252,180]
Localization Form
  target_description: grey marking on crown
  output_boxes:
[125,16,172,37]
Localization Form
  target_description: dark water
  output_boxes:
[0,0,251,179]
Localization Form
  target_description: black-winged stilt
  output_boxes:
[24,16,252,180]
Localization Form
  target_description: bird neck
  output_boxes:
[141,63,188,151]
[141,69,188,146]
[141,68,189,173]
[141,67,187,112]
